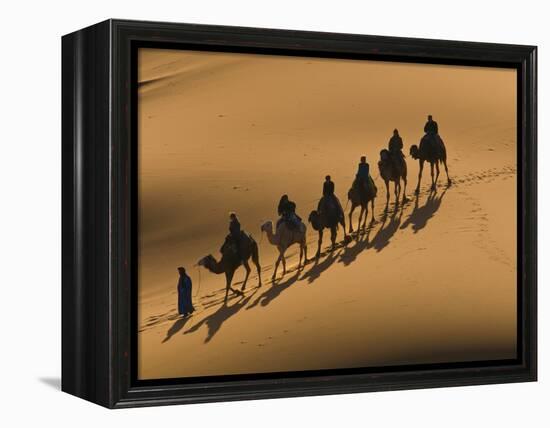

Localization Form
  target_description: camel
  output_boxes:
[347,178,377,233]
[410,134,451,194]
[198,233,262,304]
[308,197,349,258]
[260,220,308,281]
[378,149,407,205]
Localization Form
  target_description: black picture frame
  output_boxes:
[61,19,537,408]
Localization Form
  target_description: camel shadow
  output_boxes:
[338,223,375,266]
[162,315,192,343]
[400,187,448,233]
[370,203,405,252]
[183,292,256,343]
[299,249,341,284]
[247,270,301,310]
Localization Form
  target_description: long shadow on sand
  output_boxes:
[400,187,448,234]
[246,270,301,310]
[338,222,375,266]
[370,203,405,252]
[162,315,192,343]
[299,249,342,284]
[183,291,257,343]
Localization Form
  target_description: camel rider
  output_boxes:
[424,115,439,135]
[389,129,403,153]
[321,175,343,217]
[277,194,301,229]
[225,212,242,257]
[388,129,405,172]
[424,115,444,156]
[355,156,370,195]
[323,175,335,198]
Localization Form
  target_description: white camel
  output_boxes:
[260,220,308,281]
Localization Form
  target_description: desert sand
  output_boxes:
[137,48,517,380]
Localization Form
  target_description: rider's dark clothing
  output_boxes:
[320,179,343,220]
[389,135,403,153]
[229,217,241,239]
[356,162,370,182]
[277,197,301,229]
[424,119,439,135]
[323,179,335,197]
[278,197,296,217]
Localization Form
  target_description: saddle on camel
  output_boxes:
[277,194,302,231]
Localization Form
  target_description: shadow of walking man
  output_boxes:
[184,292,256,343]
[162,316,192,343]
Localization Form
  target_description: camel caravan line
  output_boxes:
[198,119,451,303]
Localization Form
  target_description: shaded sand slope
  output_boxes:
[137,49,516,379]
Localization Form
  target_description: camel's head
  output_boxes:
[410,144,420,160]
[379,149,390,163]
[197,254,214,267]
[260,220,273,233]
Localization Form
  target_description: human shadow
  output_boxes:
[162,315,192,343]
[400,187,448,234]
[370,203,405,252]
[246,270,301,310]
[299,249,341,284]
[183,291,256,343]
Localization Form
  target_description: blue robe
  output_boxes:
[177,275,194,316]
[356,162,370,181]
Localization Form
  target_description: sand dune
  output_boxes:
[137,48,517,379]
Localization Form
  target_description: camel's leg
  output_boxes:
[331,225,338,250]
[435,161,441,187]
[357,206,364,232]
[303,241,308,265]
[252,248,262,287]
[430,162,436,191]
[402,176,408,202]
[272,252,282,281]
[316,230,323,258]
[281,253,287,276]
[362,204,368,230]
[348,203,356,233]
[385,179,390,204]
[241,260,251,291]
[298,244,303,268]
[443,159,451,185]
[371,199,375,223]
[340,215,348,241]
[415,160,424,194]
[394,180,399,204]
[224,270,236,304]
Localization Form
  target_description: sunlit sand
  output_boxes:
[137,49,517,379]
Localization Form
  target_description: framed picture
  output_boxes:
[62,19,537,408]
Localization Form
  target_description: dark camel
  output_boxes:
[410,134,451,194]
[378,149,407,205]
[198,233,262,304]
[347,178,377,233]
[308,198,349,258]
